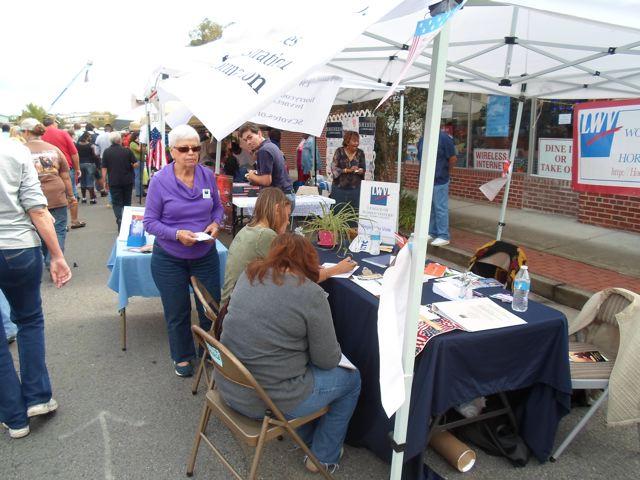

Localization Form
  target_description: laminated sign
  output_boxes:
[573,99,640,195]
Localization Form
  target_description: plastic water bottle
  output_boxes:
[370,228,381,256]
[512,266,530,312]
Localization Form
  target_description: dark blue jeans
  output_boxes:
[0,247,52,429]
[150,243,220,364]
[41,206,68,267]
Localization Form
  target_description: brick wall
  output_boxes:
[449,168,524,208]
[523,176,579,216]
[578,193,640,233]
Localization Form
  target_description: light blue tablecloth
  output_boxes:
[107,240,228,310]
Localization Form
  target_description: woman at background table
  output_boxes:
[330,130,366,212]
[0,136,72,439]
[217,233,361,473]
[21,119,75,268]
[143,124,223,378]
[219,188,356,338]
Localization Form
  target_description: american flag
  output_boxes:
[148,127,166,170]
[376,1,465,109]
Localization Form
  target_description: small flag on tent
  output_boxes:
[148,127,166,170]
[375,0,465,110]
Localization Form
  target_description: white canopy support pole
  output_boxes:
[389,21,451,480]
[215,139,222,175]
[396,91,405,185]
[496,99,524,241]
[159,101,166,169]
[527,98,537,175]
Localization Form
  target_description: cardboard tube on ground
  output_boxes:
[429,430,476,473]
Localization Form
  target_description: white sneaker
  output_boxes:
[27,398,58,418]
[431,238,450,247]
[2,422,30,439]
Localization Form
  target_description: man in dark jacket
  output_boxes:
[101,132,138,230]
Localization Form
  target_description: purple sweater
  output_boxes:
[144,163,223,259]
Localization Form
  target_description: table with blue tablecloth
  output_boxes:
[107,239,228,350]
[317,249,572,479]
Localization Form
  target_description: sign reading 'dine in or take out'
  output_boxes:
[473,149,509,171]
[573,98,640,195]
[537,138,572,180]
[358,180,399,244]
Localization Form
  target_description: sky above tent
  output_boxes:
[0,0,244,116]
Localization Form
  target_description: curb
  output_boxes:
[427,244,592,310]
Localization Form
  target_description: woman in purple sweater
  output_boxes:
[143,125,223,378]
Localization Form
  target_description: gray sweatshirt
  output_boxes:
[217,270,341,417]
[0,139,47,249]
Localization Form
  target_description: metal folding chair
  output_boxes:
[190,276,220,395]
[186,326,334,480]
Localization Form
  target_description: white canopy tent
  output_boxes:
[143,2,640,478]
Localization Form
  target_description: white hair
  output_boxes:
[109,131,122,144]
[168,124,200,148]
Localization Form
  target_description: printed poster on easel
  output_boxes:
[358,180,400,244]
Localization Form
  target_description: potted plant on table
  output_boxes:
[302,203,362,255]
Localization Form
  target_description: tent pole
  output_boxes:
[496,99,524,240]
[389,21,451,480]
[396,91,405,185]
[215,139,222,175]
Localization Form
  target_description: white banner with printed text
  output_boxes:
[358,180,400,243]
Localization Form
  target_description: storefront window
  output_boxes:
[532,99,578,180]
[469,93,531,173]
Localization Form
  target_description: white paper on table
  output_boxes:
[419,305,440,321]
[432,280,465,301]
[321,262,358,279]
[432,297,527,332]
[339,353,357,370]
[377,243,413,417]
[350,277,384,296]
[194,232,213,242]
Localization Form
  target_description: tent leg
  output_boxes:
[396,92,405,185]
[215,139,222,175]
[389,21,451,480]
[496,100,523,241]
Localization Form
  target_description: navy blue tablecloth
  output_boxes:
[318,249,572,478]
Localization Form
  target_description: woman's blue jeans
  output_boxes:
[286,365,361,464]
[41,206,68,267]
[0,247,52,429]
[150,243,220,364]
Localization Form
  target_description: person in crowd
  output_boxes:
[41,117,85,228]
[72,123,83,141]
[76,132,99,204]
[143,124,223,378]
[9,126,25,144]
[239,122,295,209]
[0,135,72,439]
[1,291,16,344]
[417,129,457,247]
[268,128,282,150]
[219,188,356,339]
[101,132,138,230]
[302,135,320,183]
[217,233,361,473]
[1,124,9,138]
[85,123,105,197]
[330,130,366,211]
[296,135,308,183]
[129,131,144,198]
[94,124,113,158]
[220,140,244,182]
[21,119,75,265]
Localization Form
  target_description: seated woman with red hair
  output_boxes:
[216,233,361,473]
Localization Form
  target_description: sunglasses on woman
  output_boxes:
[173,145,202,153]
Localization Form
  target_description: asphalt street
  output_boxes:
[1,199,638,479]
